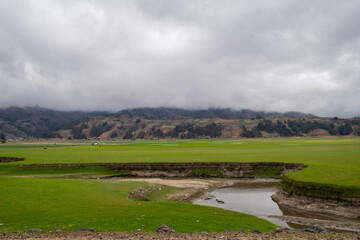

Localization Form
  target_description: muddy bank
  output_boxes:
[118,178,224,203]
[107,162,305,178]
[116,178,220,189]
[281,176,360,202]
[272,190,360,219]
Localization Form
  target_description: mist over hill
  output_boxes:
[114,108,317,120]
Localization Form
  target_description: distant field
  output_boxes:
[0,138,359,233]
[1,138,360,187]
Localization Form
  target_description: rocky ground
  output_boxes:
[1,232,359,240]
[270,215,360,233]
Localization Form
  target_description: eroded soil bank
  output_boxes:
[21,162,305,179]
[272,190,360,220]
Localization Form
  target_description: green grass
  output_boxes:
[0,138,359,232]
[1,138,359,188]
[0,144,76,150]
[128,184,181,201]
[0,176,276,233]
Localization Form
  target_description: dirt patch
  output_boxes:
[0,157,24,163]
[115,178,225,202]
[114,178,220,189]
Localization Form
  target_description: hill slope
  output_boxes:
[1,107,359,140]
[57,116,360,140]
[0,107,108,139]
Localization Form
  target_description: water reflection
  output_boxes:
[194,179,289,227]
[194,179,359,232]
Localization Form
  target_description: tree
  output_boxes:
[241,126,261,138]
[123,131,134,140]
[1,133,5,143]
[338,123,353,135]
[90,125,104,138]
[328,123,336,135]
[72,127,86,139]
[111,131,118,138]
[137,131,146,139]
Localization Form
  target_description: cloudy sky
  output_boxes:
[0,0,359,117]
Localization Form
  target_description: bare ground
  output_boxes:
[114,178,225,202]
[113,178,221,189]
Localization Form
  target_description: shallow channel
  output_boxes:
[194,179,296,229]
[110,177,358,232]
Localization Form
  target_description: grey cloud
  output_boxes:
[0,0,359,117]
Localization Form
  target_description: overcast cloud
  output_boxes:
[0,0,359,117]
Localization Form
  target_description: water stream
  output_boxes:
[194,179,307,229]
[109,177,358,232]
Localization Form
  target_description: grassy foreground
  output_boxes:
[0,176,276,233]
[0,138,359,233]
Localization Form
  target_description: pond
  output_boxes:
[194,179,316,229]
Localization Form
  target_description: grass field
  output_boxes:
[0,138,359,233]
[0,176,278,233]
[1,138,360,187]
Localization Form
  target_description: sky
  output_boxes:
[0,0,359,117]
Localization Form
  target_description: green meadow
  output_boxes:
[0,138,359,233]
[0,176,276,233]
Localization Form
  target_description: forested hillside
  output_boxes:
[59,116,359,141]
[0,107,108,139]
[1,107,359,141]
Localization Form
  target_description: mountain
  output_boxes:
[3,106,358,141]
[0,107,108,138]
[56,113,359,141]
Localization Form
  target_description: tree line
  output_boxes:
[241,119,358,138]
[124,123,223,140]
